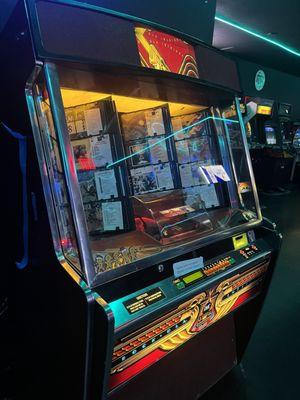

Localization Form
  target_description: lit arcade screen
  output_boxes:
[257,105,272,116]
[265,125,276,145]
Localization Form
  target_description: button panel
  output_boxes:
[112,314,187,367]
[239,244,260,259]
[202,256,235,276]
[173,255,236,289]
[173,245,261,290]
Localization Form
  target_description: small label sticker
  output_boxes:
[173,257,204,278]
[201,165,231,184]
[123,287,165,315]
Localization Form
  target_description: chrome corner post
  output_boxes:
[220,105,245,208]
[25,65,63,259]
[44,62,95,286]
[211,106,239,210]
[234,96,262,221]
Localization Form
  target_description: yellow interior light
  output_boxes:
[60,88,205,116]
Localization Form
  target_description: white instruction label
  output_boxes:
[173,257,204,278]
[201,165,231,183]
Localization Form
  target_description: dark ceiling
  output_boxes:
[214,0,300,76]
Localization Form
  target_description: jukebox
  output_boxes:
[3,1,281,399]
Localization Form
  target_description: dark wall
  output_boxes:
[0,0,18,31]
[237,57,300,120]
[69,0,217,44]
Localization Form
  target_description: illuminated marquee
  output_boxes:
[135,27,199,78]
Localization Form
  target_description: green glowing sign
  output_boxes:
[255,70,266,91]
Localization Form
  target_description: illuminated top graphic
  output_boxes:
[135,27,199,78]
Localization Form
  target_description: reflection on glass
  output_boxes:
[34,91,81,270]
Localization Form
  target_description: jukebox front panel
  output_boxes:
[109,260,269,390]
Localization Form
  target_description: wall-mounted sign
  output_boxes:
[255,69,266,91]
[135,27,199,78]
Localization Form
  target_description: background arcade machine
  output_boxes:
[278,103,293,147]
[245,98,292,194]
[290,123,300,182]
[244,98,274,191]
[3,1,281,400]
[269,102,294,191]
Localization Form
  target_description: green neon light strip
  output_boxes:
[215,15,300,57]
[107,116,239,168]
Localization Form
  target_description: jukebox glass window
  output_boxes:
[33,83,81,271]
[38,64,260,278]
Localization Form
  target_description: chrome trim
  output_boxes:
[221,107,245,207]
[118,166,126,197]
[262,217,277,231]
[235,97,263,221]
[25,65,64,262]
[211,107,239,209]
[34,89,85,273]
[92,218,262,288]
[44,62,95,285]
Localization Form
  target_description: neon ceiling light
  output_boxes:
[107,116,239,168]
[215,15,300,57]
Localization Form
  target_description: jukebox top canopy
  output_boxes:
[26,0,261,287]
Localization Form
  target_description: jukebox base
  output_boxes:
[109,315,237,400]
[109,259,269,398]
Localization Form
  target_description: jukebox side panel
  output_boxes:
[109,260,269,391]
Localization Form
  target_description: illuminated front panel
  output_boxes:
[109,261,269,390]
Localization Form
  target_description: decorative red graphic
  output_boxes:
[109,348,165,390]
[135,27,199,78]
